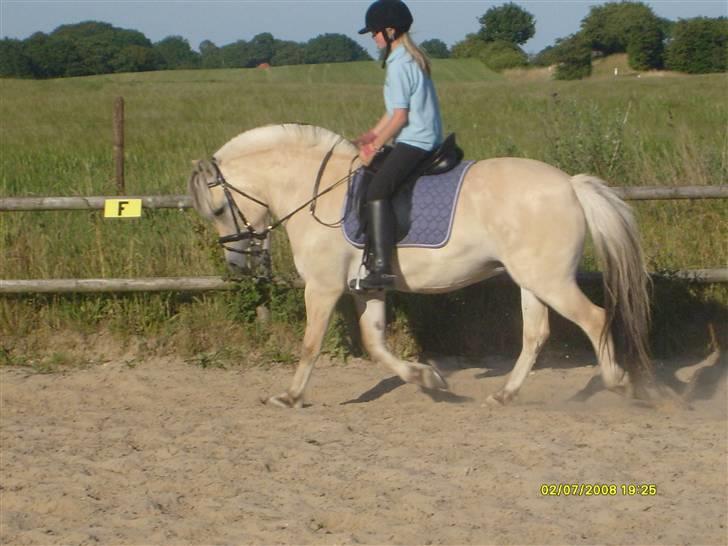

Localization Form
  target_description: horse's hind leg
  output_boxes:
[354,294,447,390]
[489,288,550,405]
[266,283,342,408]
[533,280,626,391]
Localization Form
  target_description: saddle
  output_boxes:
[345,135,472,248]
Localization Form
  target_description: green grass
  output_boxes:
[1,58,726,362]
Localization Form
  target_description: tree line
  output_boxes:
[0,22,371,79]
[445,2,726,78]
[529,2,727,78]
[1,2,725,80]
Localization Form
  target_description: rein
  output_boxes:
[206,139,358,256]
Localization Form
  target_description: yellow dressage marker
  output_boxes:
[104,199,142,218]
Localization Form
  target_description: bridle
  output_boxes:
[205,139,358,259]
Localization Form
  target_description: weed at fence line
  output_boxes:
[541,96,633,181]
[185,347,238,370]
[0,345,102,374]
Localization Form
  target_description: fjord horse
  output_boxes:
[189,124,651,408]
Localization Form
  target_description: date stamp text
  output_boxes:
[540,483,657,497]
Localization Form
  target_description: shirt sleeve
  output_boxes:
[385,63,413,110]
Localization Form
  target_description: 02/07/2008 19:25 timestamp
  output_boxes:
[540,483,657,497]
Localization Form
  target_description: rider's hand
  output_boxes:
[359,143,377,166]
[354,131,377,147]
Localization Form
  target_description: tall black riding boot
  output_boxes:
[357,199,397,291]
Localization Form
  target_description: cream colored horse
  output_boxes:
[189,123,652,408]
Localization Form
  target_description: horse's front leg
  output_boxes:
[354,293,447,390]
[266,283,342,408]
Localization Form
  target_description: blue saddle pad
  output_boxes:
[342,161,474,249]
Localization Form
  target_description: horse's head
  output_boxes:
[188,159,270,277]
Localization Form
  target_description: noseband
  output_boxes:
[204,139,357,259]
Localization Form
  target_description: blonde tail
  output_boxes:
[570,174,653,384]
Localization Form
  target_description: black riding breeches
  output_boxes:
[366,142,430,202]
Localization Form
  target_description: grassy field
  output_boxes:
[1,59,726,365]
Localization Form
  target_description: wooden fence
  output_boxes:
[1,185,727,212]
[1,185,726,293]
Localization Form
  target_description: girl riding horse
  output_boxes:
[355,0,444,291]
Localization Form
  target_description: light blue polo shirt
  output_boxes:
[384,45,443,152]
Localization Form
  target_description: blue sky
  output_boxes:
[1,0,726,55]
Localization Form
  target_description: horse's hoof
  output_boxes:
[419,365,448,390]
[408,364,449,391]
[606,383,630,397]
[487,390,514,406]
[265,392,302,409]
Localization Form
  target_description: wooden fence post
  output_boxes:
[113,97,125,195]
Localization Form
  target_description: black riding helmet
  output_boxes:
[359,0,413,67]
[358,0,413,36]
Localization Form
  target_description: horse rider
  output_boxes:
[354,0,444,290]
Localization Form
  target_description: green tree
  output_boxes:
[0,39,34,78]
[112,45,160,73]
[553,33,592,80]
[531,44,559,67]
[451,33,490,59]
[452,32,526,71]
[420,39,450,59]
[220,40,253,68]
[581,2,658,54]
[22,32,86,78]
[479,40,528,71]
[627,18,664,70]
[199,40,223,69]
[271,40,305,66]
[478,2,535,45]
[581,2,667,69]
[49,21,155,75]
[665,17,727,74]
[248,32,275,66]
[303,33,371,64]
[154,35,199,69]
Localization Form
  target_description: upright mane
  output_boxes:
[215,123,358,162]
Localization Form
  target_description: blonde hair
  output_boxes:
[400,32,432,77]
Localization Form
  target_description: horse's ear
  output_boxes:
[188,161,213,217]
[189,159,227,219]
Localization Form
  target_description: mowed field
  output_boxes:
[0,59,727,545]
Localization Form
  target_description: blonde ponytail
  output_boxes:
[401,33,432,77]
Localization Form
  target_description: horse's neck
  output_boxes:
[251,147,352,221]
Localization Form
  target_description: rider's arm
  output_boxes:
[371,108,408,149]
[359,108,409,163]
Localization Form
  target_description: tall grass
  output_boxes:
[1,60,726,362]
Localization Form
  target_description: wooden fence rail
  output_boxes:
[1,269,726,294]
[0,185,727,211]
[1,186,726,293]
[0,195,191,211]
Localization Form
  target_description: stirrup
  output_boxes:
[349,264,395,292]
[350,271,395,292]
